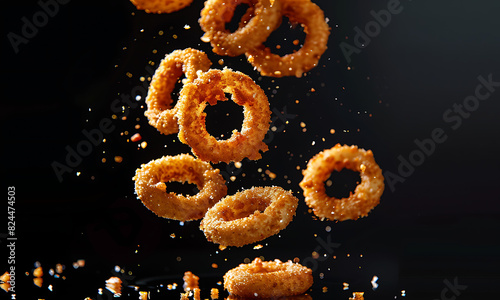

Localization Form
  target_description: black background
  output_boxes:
[2,0,500,299]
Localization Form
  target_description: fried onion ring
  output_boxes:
[176,68,271,163]
[223,257,313,298]
[245,0,330,77]
[130,0,193,14]
[200,186,298,247]
[133,154,227,221]
[145,48,212,136]
[299,144,385,221]
[199,0,282,56]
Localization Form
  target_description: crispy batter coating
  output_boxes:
[176,68,271,163]
[299,144,385,221]
[133,154,227,221]
[224,258,313,298]
[145,48,212,136]
[200,186,298,247]
[130,0,193,13]
[245,0,330,77]
[199,0,282,56]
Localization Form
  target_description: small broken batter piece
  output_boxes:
[183,271,199,292]
[105,276,122,295]
[349,292,365,300]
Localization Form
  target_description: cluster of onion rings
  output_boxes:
[299,144,385,221]
[129,0,193,14]
[176,68,271,163]
[145,48,212,136]
[133,154,227,221]
[199,0,283,57]
[223,257,313,298]
[200,186,298,247]
[199,0,330,77]
[246,0,330,77]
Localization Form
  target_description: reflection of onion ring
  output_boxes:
[133,154,227,221]
[246,0,330,77]
[176,68,271,163]
[199,0,282,56]
[130,0,193,14]
[299,144,385,221]
[200,186,298,247]
[145,48,212,136]
[224,257,313,298]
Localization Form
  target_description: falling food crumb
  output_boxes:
[322,286,328,293]
[253,244,263,250]
[184,24,191,29]
[371,275,379,290]
[114,156,123,163]
[193,288,201,300]
[183,271,199,292]
[105,277,122,295]
[131,133,142,142]
[211,288,219,299]
[139,291,148,300]
[343,282,349,290]
[264,170,276,179]
[211,263,218,269]
[140,141,147,148]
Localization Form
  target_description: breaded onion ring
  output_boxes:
[145,48,212,136]
[224,257,313,298]
[176,68,271,163]
[245,0,330,77]
[199,0,282,56]
[299,144,385,221]
[130,0,193,14]
[200,186,298,247]
[133,154,227,221]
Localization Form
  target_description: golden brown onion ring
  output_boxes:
[176,68,271,163]
[299,144,385,221]
[130,0,193,13]
[245,0,330,77]
[224,257,313,298]
[133,154,227,221]
[199,0,283,56]
[200,186,298,247]
[145,48,212,136]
